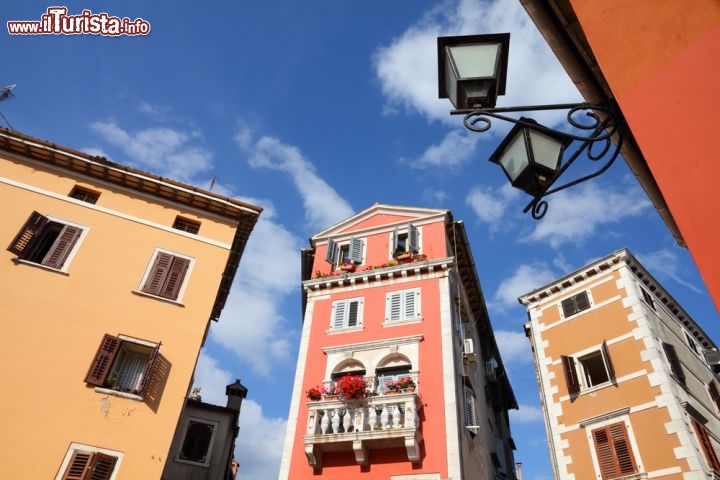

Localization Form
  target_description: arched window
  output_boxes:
[375,354,413,395]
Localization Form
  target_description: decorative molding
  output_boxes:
[322,335,423,355]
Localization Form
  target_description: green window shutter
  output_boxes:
[408,223,419,253]
[42,225,82,269]
[7,211,48,257]
[84,334,121,387]
[349,238,364,264]
[325,239,338,265]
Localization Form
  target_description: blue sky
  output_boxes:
[4,1,718,478]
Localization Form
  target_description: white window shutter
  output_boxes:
[325,239,338,265]
[348,300,359,327]
[391,226,399,255]
[404,290,416,318]
[349,238,364,264]
[332,301,346,329]
[387,293,401,322]
[464,387,476,426]
[408,223,419,253]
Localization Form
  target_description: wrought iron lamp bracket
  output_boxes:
[452,102,624,219]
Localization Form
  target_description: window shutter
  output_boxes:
[88,453,117,480]
[62,450,92,480]
[137,342,161,395]
[463,386,476,426]
[692,418,720,472]
[7,211,48,256]
[561,355,580,394]
[391,226,399,255]
[592,422,637,479]
[85,334,121,386]
[347,300,359,327]
[349,238,363,264]
[710,382,720,413]
[142,252,173,296]
[404,290,417,319]
[560,297,577,317]
[325,239,338,265]
[43,225,82,269]
[387,292,401,322]
[575,291,590,311]
[601,341,615,380]
[160,256,189,300]
[662,342,686,384]
[408,223,419,253]
[332,301,346,329]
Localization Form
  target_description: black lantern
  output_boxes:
[489,118,572,197]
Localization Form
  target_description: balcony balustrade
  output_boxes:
[303,391,422,468]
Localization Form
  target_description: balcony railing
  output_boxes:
[303,391,422,468]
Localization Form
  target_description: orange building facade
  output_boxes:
[279,204,518,480]
[521,249,720,479]
[520,0,720,312]
[0,129,260,479]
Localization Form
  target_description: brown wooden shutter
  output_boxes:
[88,452,117,480]
[602,341,615,380]
[561,355,580,394]
[142,252,173,296]
[137,342,161,395]
[709,382,720,413]
[84,334,121,386]
[62,450,92,480]
[7,211,48,256]
[662,342,686,384]
[592,422,637,479]
[42,225,82,269]
[692,418,720,472]
[159,256,189,300]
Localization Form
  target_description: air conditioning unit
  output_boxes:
[485,358,498,381]
[463,338,477,363]
[704,349,720,374]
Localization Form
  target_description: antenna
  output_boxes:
[0,83,17,130]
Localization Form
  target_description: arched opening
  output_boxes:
[375,354,413,395]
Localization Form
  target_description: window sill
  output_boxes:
[383,318,423,328]
[95,387,143,401]
[326,325,364,335]
[577,380,614,396]
[174,457,211,468]
[132,290,185,307]
[12,258,69,275]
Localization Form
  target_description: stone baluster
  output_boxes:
[331,408,341,434]
[391,404,402,428]
[343,408,352,432]
[320,408,330,434]
[380,404,389,430]
[368,406,377,431]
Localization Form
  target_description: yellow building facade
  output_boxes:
[521,249,720,479]
[0,129,260,479]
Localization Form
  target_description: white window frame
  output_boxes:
[684,330,702,357]
[54,442,123,480]
[564,342,614,393]
[135,248,194,303]
[329,297,364,331]
[12,214,88,272]
[384,288,421,325]
[175,417,219,467]
[388,223,421,259]
[326,237,366,268]
[93,334,160,401]
[584,414,643,480]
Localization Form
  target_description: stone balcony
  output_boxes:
[303,392,423,468]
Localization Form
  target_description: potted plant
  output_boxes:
[335,374,368,400]
[306,386,323,401]
[322,385,339,400]
[339,259,356,272]
[396,376,416,392]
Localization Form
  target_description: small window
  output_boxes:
[179,420,216,464]
[591,422,638,479]
[641,289,655,310]
[385,288,421,323]
[58,448,118,480]
[172,216,200,234]
[685,331,701,356]
[662,341,686,385]
[463,385,477,427]
[140,251,191,301]
[391,223,419,258]
[330,298,363,330]
[376,366,412,395]
[562,341,614,394]
[325,237,365,268]
[708,382,720,414]
[7,211,84,270]
[84,334,160,398]
[692,417,720,472]
[560,291,591,318]
[69,186,100,204]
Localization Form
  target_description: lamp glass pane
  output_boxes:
[498,132,529,182]
[448,43,500,79]
[528,130,564,171]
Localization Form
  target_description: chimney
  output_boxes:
[225,379,248,411]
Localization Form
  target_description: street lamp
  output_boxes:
[437,34,624,219]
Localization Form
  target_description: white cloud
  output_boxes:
[373,0,580,126]
[237,126,354,232]
[524,182,652,248]
[422,187,450,205]
[510,403,544,423]
[466,183,520,231]
[192,352,286,480]
[494,329,531,363]
[90,121,212,182]
[402,130,480,169]
[493,263,556,308]
[638,248,706,295]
